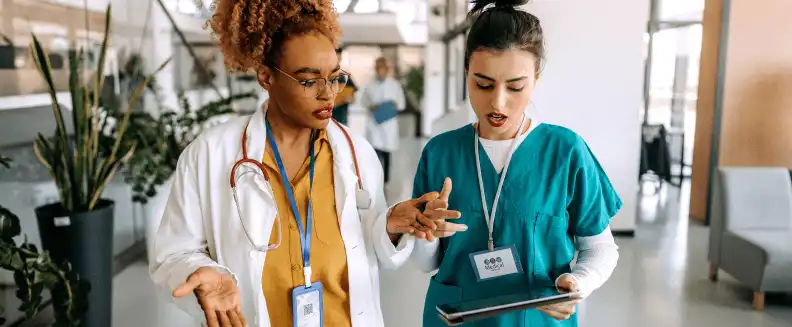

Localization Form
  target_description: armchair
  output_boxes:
[708,167,792,310]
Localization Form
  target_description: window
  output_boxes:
[658,0,705,21]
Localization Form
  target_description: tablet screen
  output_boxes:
[436,290,581,319]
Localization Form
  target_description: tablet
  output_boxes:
[436,290,582,323]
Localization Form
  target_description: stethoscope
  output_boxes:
[229,117,372,252]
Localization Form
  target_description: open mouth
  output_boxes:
[312,106,333,120]
[486,112,509,127]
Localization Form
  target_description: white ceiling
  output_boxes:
[339,12,405,44]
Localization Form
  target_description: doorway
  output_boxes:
[643,23,702,186]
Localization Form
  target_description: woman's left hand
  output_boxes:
[386,190,462,242]
[537,275,583,320]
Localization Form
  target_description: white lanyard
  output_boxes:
[474,114,527,252]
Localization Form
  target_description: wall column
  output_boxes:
[690,0,792,223]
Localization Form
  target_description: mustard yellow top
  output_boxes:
[261,130,351,327]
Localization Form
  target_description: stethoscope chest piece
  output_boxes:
[356,188,372,209]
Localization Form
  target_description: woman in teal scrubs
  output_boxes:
[411,0,622,326]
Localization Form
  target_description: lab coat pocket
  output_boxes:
[530,213,573,284]
[424,277,464,327]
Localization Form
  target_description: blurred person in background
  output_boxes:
[149,0,460,326]
[332,46,358,126]
[360,57,405,188]
[409,0,621,326]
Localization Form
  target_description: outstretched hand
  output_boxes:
[386,179,462,242]
[173,267,247,327]
[420,178,467,238]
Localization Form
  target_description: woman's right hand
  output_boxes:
[173,267,247,327]
[537,275,582,320]
[420,178,468,239]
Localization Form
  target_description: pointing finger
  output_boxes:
[439,178,452,202]
[426,209,462,220]
[437,222,467,233]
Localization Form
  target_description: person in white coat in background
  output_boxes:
[149,0,461,326]
[360,57,406,187]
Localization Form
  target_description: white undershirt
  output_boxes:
[479,119,540,173]
[472,117,619,297]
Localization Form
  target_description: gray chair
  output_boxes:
[708,167,792,310]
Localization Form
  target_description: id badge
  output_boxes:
[469,245,523,281]
[291,282,324,327]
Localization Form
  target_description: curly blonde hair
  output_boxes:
[209,0,342,72]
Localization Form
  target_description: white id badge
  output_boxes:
[469,245,523,281]
[292,282,324,327]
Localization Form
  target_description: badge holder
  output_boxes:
[292,282,324,327]
[292,268,324,327]
[469,244,523,282]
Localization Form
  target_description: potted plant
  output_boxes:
[29,5,169,327]
[403,65,424,137]
[124,91,256,204]
[0,156,89,327]
[404,65,424,103]
[117,91,255,261]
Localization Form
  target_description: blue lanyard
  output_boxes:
[266,121,315,284]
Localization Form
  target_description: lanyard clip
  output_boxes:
[304,266,313,288]
[488,238,495,252]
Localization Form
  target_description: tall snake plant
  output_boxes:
[30,5,170,213]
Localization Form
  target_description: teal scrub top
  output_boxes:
[414,123,622,327]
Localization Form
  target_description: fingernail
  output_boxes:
[461,225,468,231]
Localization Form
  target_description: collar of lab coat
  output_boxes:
[240,102,362,218]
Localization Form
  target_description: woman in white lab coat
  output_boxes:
[360,57,406,185]
[149,1,459,326]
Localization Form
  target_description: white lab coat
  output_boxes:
[360,77,406,153]
[149,106,416,327]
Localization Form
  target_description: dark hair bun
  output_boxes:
[470,0,529,15]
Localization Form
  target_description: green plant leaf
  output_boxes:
[38,270,59,289]
[30,34,73,208]
[93,4,112,113]
[0,205,21,239]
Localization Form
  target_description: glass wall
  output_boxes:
[659,0,705,20]
[642,0,704,184]
[0,0,118,97]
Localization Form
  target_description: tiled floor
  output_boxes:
[110,135,792,327]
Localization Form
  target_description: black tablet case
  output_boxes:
[438,293,579,325]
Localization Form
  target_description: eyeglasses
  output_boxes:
[273,67,350,98]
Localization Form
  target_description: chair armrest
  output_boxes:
[719,232,768,289]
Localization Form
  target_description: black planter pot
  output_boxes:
[35,199,115,327]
